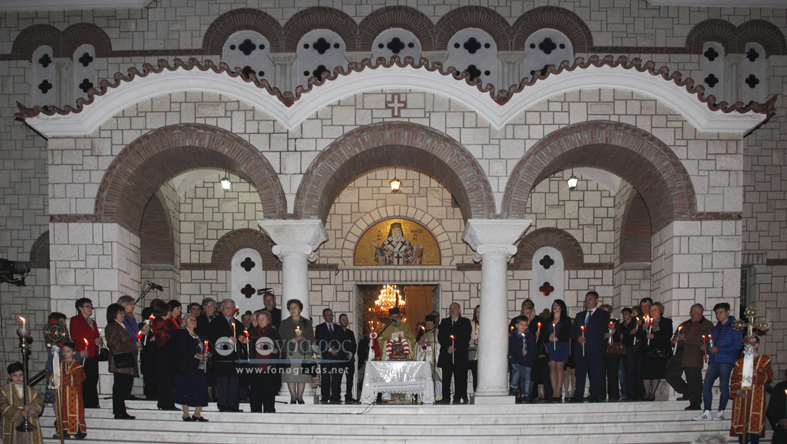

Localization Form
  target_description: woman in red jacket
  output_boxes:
[69,297,103,409]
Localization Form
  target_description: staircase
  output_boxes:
[39,399,769,443]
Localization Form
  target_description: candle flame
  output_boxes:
[83,338,89,346]
[537,323,541,328]
[244,330,249,337]
[18,316,25,323]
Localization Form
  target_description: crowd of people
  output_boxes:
[0,291,783,444]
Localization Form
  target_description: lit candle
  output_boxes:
[702,335,707,363]
[232,321,237,352]
[673,326,683,355]
[708,334,713,349]
[608,321,614,346]
[450,335,455,364]
[537,322,541,336]
[521,330,526,352]
[203,340,209,373]
[581,326,585,357]
[647,316,653,345]
[136,330,143,341]
[295,326,302,337]
[244,330,250,361]
[18,316,26,333]
[552,322,557,351]
[83,338,89,351]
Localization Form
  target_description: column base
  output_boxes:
[472,394,516,405]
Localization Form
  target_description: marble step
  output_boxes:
[37,400,767,444]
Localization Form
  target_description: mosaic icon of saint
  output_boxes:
[372,222,416,265]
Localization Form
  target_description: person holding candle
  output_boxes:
[508,314,536,403]
[694,303,744,422]
[569,291,610,403]
[338,313,359,404]
[279,299,315,404]
[600,304,624,401]
[140,298,164,401]
[195,297,219,402]
[729,335,772,444]
[151,299,180,411]
[118,295,148,401]
[207,299,246,412]
[437,302,472,404]
[1,361,45,444]
[247,310,281,413]
[619,307,639,400]
[105,303,138,420]
[69,297,103,409]
[546,299,571,402]
[635,302,672,401]
[665,303,712,411]
[173,313,209,422]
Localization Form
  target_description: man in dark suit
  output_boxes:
[263,293,281,329]
[315,308,348,404]
[437,302,472,404]
[338,313,358,403]
[570,291,611,403]
[207,298,246,412]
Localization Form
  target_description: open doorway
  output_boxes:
[357,284,438,336]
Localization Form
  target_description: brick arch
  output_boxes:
[434,6,512,51]
[511,7,593,53]
[62,23,112,58]
[29,231,50,269]
[502,121,696,234]
[511,228,583,270]
[340,206,454,266]
[97,123,286,234]
[736,20,787,57]
[202,8,284,55]
[140,192,174,266]
[211,228,280,271]
[686,19,737,55]
[282,7,360,53]
[294,122,496,223]
[620,191,652,264]
[358,6,436,52]
[11,24,62,60]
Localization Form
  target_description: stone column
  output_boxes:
[258,219,327,319]
[463,219,531,404]
[498,52,525,90]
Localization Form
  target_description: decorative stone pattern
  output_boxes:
[700,42,725,103]
[443,28,498,88]
[72,43,97,103]
[32,45,57,107]
[221,30,274,82]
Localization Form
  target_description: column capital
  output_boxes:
[269,53,297,66]
[462,219,531,261]
[498,51,525,65]
[258,219,328,262]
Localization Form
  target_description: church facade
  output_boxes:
[1,0,785,395]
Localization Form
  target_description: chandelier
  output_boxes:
[375,284,405,316]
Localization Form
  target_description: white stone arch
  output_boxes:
[700,42,725,103]
[444,28,498,89]
[32,45,58,107]
[371,28,421,64]
[222,30,274,83]
[73,44,97,103]
[530,246,565,316]
[230,248,266,318]
[522,28,574,81]
[296,29,347,90]
[339,205,455,266]
[739,42,768,105]
[24,62,767,137]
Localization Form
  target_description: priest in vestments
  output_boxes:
[416,315,442,401]
[766,372,787,444]
[377,307,416,358]
[0,362,44,444]
[729,337,772,444]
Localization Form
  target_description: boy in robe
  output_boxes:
[0,361,43,444]
[729,336,772,444]
[57,341,87,440]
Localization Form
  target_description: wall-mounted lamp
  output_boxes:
[220,173,231,191]
[390,169,401,193]
[567,170,578,191]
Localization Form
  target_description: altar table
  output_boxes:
[359,361,435,404]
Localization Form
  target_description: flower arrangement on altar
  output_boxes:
[385,337,410,360]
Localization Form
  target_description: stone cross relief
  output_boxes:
[386,93,407,117]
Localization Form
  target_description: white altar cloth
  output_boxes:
[359,361,435,404]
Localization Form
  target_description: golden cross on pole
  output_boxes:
[731,306,771,342]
